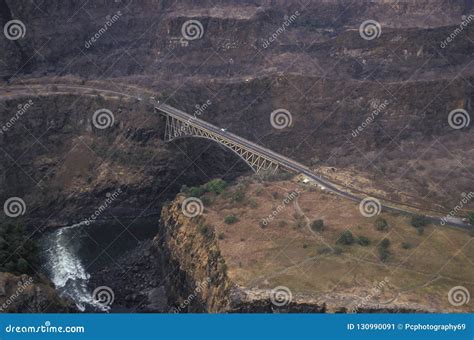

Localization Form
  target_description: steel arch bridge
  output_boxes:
[157,105,281,174]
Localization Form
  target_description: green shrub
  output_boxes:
[0,224,37,274]
[469,213,474,224]
[374,217,388,231]
[248,198,258,208]
[378,238,391,261]
[186,179,228,198]
[232,190,245,202]
[411,215,428,229]
[380,238,390,248]
[357,236,370,246]
[378,246,390,262]
[205,179,228,194]
[310,219,324,232]
[218,233,225,240]
[197,223,213,238]
[337,230,354,245]
[401,242,412,249]
[317,246,333,255]
[188,186,206,198]
[224,215,239,224]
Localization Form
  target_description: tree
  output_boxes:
[374,217,388,231]
[224,215,239,224]
[205,179,227,194]
[337,230,354,245]
[469,213,474,224]
[411,215,428,229]
[357,236,370,246]
[378,238,390,262]
[311,219,324,232]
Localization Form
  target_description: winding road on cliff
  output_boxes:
[1,82,472,230]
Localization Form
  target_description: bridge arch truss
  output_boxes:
[161,111,279,174]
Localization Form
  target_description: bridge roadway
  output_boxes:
[0,83,469,229]
[156,103,472,230]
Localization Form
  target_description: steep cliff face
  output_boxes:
[0,273,71,313]
[156,196,232,312]
[156,179,473,313]
[0,91,248,226]
[1,0,473,210]
[157,195,328,312]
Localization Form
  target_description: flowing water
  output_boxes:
[39,217,159,311]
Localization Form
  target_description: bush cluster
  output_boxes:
[0,224,37,274]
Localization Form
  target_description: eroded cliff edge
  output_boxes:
[154,179,473,313]
[155,195,326,313]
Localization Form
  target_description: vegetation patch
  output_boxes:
[0,224,37,274]
[336,230,354,245]
[224,215,239,224]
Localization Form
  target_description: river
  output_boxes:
[39,217,159,312]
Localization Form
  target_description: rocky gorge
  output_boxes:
[0,0,472,313]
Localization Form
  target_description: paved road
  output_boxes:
[1,83,470,230]
[156,103,472,230]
